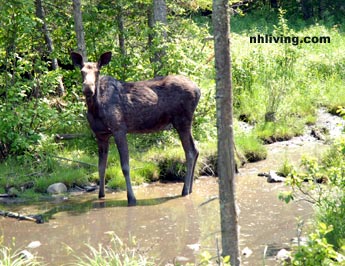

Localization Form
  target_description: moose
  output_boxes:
[71,51,200,206]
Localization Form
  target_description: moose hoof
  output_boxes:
[181,187,191,197]
[98,192,105,199]
[128,197,137,207]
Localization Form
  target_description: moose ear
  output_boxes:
[71,52,84,68]
[98,52,112,68]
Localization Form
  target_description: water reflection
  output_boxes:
[0,140,326,265]
[38,194,180,223]
[0,181,219,265]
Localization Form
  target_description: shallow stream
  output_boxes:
[0,109,343,265]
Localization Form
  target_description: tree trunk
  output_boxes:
[318,0,326,19]
[72,0,87,60]
[149,0,167,76]
[153,0,167,25]
[116,4,127,80]
[270,0,279,8]
[35,0,64,96]
[301,0,313,20]
[212,0,240,265]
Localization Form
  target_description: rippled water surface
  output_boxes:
[0,140,328,265]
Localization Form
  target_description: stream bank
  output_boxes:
[0,109,344,265]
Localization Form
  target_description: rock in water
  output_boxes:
[276,249,291,262]
[47,183,67,194]
[27,241,42,249]
[19,250,34,260]
[242,247,253,258]
[7,187,19,197]
[267,170,285,183]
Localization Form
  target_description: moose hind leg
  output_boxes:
[113,131,137,206]
[176,127,199,196]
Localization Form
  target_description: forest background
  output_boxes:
[1,0,345,264]
[0,0,344,197]
[0,0,344,196]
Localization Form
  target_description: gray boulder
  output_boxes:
[47,183,67,194]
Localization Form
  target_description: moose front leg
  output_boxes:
[113,131,137,206]
[97,137,110,199]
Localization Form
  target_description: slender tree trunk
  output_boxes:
[153,0,167,25]
[148,7,154,52]
[212,0,240,265]
[149,0,167,76]
[270,0,278,8]
[72,0,87,60]
[116,4,127,80]
[318,0,326,19]
[35,0,64,96]
[301,0,313,20]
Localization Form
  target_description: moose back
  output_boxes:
[71,51,200,206]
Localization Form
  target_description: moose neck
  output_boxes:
[85,77,101,112]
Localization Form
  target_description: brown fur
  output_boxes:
[71,52,200,206]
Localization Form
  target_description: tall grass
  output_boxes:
[280,137,345,263]
[70,234,155,266]
[2,9,345,197]
[0,235,155,266]
[0,240,42,266]
[231,9,345,141]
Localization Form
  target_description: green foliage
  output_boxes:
[0,0,344,205]
[279,159,295,177]
[106,160,160,190]
[281,137,345,262]
[278,190,294,204]
[255,120,304,143]
[0,0,214,161]
[193,250,231,266]
[0,235,154,266]
[0,99,56,158]
[291,222,345,265]
[70,233,155,266]
[154,147,187,181]
[232,10,301,127]
[0,239,42,266]
[232,9,345,142]
[34,167,88,193]
[235,133,267,162]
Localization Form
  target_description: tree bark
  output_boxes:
[153,0,167,25]
[35,0,64,96]
[149,0,167,76]
[212,0,240,265]
[270,0,279,8]
[301,0,313,20]
[116,4,127,80]
[318,0,326,19]
[72,0,87,60]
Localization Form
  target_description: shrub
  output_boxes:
[281,138,345,262]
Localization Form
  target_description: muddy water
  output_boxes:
[0,138,328,265]
[237,140,326,265]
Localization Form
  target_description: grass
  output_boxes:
[1,10,345,199]
[0,127,267,198]
[0,239,42,266]
[0,235,155,266]
[281,137,345,263]
[235,134,267,162]
[231,11,345,143]
[255,120,305,143]
[278,159,295,177]
[69,234,155,266]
